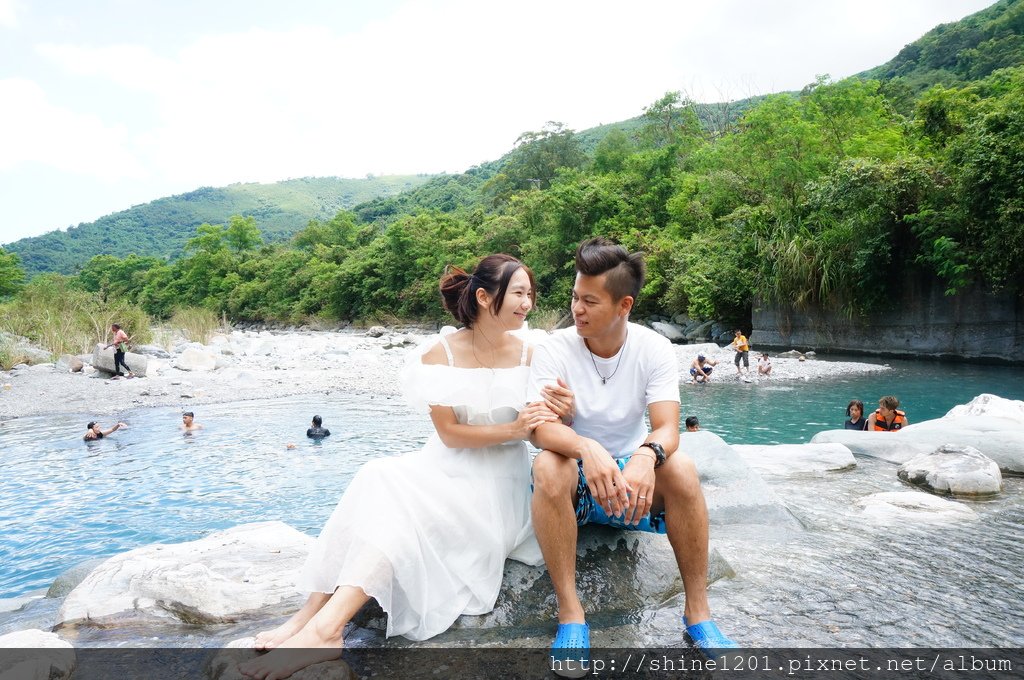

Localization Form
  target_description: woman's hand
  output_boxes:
[512,402,558,440]
[541,377,575,425]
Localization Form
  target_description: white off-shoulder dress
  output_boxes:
[298,331,543,641]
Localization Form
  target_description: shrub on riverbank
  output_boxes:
[170,307,224,344]
[0,275,152,357]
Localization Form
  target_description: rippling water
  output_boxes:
[1,356,1023,646]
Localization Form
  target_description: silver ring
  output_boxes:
[637,495,647,499]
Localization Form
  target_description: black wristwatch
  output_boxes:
[640,441,666,468]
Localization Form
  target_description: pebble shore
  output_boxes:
[0,327,890,420]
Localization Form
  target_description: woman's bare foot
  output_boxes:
[253,594,330,651]
[239,619,344,680]
[252,619,304,652]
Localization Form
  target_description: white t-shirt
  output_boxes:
[527,322,680,458]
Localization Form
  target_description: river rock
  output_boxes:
[135,344,172,359]
[0,630,75,680]
[685,320,715,341]
[856,491,977,523]
[56,355,84,373]
[732,443,856,475]
[366,326,387,338]
[207,646,357,680]
[810,430,934,464]
[174,347,218,372]
[441,532,734,633]
[650,322,686,343]
[685,430,800,528]
[56,522,313,627]
[944,393,1024,423]
[27,363,54,373]
[45,558,108,599]
[898,416,1024,474]
[91,344,149,377]
[898,445,1002,497]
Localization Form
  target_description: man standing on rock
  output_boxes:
[528,238,736,675]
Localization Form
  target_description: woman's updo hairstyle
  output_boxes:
[439,254,535,327]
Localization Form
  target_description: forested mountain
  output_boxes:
[860,0,1024,105]
[4,175,434,275]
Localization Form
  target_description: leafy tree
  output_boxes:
[0,248,25,298]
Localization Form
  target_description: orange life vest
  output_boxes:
[872,409,906,431]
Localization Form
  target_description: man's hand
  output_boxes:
[540,377,575,424]
[579,440,630,517]
[621,452,656,525]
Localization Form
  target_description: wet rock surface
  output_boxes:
[898,444,1002,497]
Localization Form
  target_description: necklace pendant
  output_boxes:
[602,377,607,385]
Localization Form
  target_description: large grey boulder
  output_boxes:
[856,491,977,523]
[898,444,1002,497]
[810,430,933,465]
[207,646,357,680]
[685,320,715,341]
[46,558,108,599]
[135,344,171,359]
[685,430,800,528]
[174,347,217,372]
[365,326,387,338]
[650,322,686,343]
[732,443,856,475]
[57,522,313,627]
[0,630,75,680]
[814,395,1024,474]
[900,416,1024,474]
[944,393,1024,423]
[55,355,84,373]
[91,343,149,377]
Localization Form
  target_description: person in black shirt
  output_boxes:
[844,399,868,430]
[306,415,331,439]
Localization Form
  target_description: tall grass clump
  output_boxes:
[170,307,222,344]
[0,275,152,357]
[0,335,29,370]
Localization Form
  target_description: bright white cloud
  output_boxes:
[0,78,144,180]
[1,0,999,242]
[0,0,18,28]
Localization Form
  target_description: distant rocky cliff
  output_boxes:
[753,277,1024,363]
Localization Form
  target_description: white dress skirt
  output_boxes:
[297,331,543,641]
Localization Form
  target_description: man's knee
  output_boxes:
[661,453,702,496]
[532,450,577,498]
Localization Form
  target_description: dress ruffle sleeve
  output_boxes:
[400,326,530,414]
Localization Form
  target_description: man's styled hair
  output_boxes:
[574,237,645,302]
[87,421,96,430]
[183,411,194,418]
[685,416,700,429]
[879,395,900,410]
[312,415,323,427]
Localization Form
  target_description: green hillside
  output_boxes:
[5,175,434,275]
[859,0,1024,99]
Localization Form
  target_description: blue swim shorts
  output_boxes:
[575,456,667,534]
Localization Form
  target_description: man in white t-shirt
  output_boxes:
[528,238,735,673]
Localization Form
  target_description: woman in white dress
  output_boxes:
[241,254,573,680]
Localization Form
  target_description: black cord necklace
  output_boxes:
[584,333,626,385]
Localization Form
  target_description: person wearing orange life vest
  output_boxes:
[868,395,908,431]
[729,329,750,376]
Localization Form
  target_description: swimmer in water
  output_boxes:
[306,415,331,439]
[181,411,203,431]
[685,416,700,432]
[84,421,127,440]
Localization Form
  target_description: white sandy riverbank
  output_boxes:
[0,327,890,420]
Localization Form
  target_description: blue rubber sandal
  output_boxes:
[684,617,739,654]
[550,622,590,678]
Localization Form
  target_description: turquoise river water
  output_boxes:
[1,354,1022,647]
